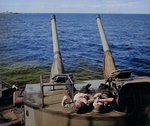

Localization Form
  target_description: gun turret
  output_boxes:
[96,15,117,80]
[50,15,64,81]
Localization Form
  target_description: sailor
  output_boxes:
[61,83,95,109]
[93,83,118,113]
[61,75,95,113]
[73,92,94,113]
[61,73,77,108]
[93,92,114,113]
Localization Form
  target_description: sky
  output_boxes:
[0,0,150,14]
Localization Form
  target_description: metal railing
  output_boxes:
[40,74,74,107]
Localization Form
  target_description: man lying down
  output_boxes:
[61,75,121,114]
[61,82,95,113]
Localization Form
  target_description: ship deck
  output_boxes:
[23,80,127,126]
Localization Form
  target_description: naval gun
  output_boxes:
[50,15,65,82]
[96,15,150,115]
[96,15,132,80]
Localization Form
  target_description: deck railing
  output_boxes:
[40,74,74,107]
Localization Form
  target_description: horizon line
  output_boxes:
[0,12,150,15]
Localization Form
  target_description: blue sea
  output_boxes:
[0,13,150,77]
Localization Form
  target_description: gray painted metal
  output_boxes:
[24,79,126,126]
[96,15,109,52]
[51,15,60,54]
[50,15,64,81]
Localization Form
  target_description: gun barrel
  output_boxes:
[96,15,109,52]
[50,15,64,81]
[51,15,60,54]
[96,15,117,79]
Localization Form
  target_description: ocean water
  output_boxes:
[0,13,150,77]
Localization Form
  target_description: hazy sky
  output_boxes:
[0,0,150,14]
